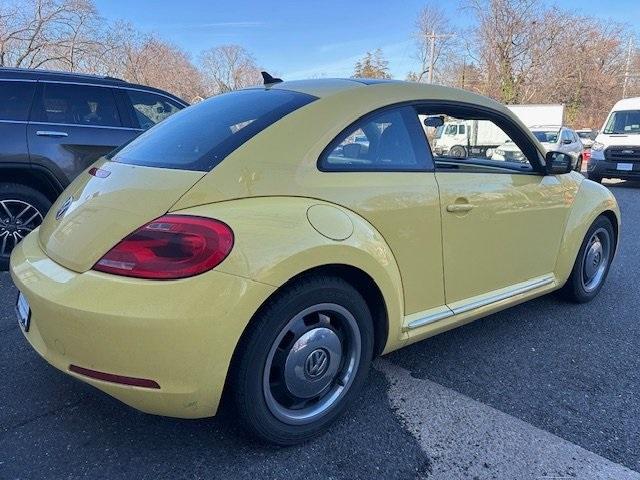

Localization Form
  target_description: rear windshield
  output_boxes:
[109,88,316,171]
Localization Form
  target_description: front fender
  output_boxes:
[172,197,405,352]
[555,180,620,284]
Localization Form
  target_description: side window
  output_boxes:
[0,81,35,121]
[126,90,183,130]
[35,83,121,127]
[319,106,431,171]
[418,111,536,173]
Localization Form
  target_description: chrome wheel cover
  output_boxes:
[263,303,361,425]
[0,200,43,260]
[581,227,611,293]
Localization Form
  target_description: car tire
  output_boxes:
[560,215,615,303]
[450,145,467,158]
[0,183,51,270]
[230,275,374,445]
[575,155,583,172]
[588,173,603,183]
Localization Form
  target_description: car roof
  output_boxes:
[0,67,188,105]
[611,96,640,111]
[531,125,562,130]
[269,78,505,109]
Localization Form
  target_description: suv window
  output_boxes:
[110,88,316,172]
[319,106,430,171]
[34,83,121,127]
[126,90,183,129]
[0,81,35,121]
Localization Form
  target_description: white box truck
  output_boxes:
[432,104,565,158]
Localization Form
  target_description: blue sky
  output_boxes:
[94,0,639,79]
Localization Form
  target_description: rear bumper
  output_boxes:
[10,231,275,418]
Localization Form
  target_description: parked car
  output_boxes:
[11,78,619,445]
[576,128,598,149]
[588,97,640,183]
[0,68,188,268]
[492,125,584,170]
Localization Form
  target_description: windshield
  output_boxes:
[110,88,316,171]
[603,110,640,134]
[532,130,559,143]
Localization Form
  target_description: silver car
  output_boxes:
[493,125,584,171]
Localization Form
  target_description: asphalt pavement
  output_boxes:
[1,180,639,480]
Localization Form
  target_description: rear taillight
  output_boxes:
[93,215,234,279]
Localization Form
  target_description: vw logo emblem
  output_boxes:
[55,196,73,220]
[304,348,329,379]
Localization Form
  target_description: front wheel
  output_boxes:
[230,276,374,445]
[449,145,467,158]
[561,215,615,303]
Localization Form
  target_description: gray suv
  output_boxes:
[0,68,188,268]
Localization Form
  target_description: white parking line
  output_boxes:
[375,359,640,480]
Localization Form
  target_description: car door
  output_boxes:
[0,79,35,168]
[27,82,138,185]
[418,103,576,309]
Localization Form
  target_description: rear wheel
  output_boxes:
[230,276,374,445]
[575,155,583,171]
[0,184,50,270]
[561,215,615,303]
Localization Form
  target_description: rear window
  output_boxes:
[110,88,316,171]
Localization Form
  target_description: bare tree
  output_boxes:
[0,0,100,69]
[353,49,391,79]
[199,44,262,95]
[408,4,459,83]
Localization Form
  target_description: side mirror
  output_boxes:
[562,138,572,145]
[424,115,444,128]
[545,151,573,175]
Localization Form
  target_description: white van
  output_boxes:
[588,97,640,183]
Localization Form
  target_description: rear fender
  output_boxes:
[172,197,405,352]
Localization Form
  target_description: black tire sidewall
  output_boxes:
[0,183,51,270]
[232,277,374,445]
[564,215,615,303]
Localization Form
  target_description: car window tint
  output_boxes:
[0,81,35,121]
[36,83,121,127]
[320,106,430,171]
[419,113,534,172]
[110,88,316,172]
[126,90,182,129]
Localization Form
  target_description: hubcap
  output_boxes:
[0,200,43,260]
[263,303,361,425]
[581,227,611,292]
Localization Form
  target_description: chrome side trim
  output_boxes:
[407,307,454,330]
[29,121,143,132]
[450,274,555,316]
[0,78,37,82]
[405,274,555,331]
[0,119,28,124]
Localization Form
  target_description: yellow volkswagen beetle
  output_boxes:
[10,77,620,444]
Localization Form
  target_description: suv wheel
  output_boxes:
[230,276,374,445]
[0,184,51,270]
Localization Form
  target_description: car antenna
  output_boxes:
[261,71,283,85]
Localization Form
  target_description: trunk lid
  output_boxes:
[39,160,205,273]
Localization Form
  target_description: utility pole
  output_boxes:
[426,30,455,83]
[623,37,633,98]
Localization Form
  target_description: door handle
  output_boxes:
[446,204,476,213]
[36,130,68,137]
